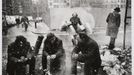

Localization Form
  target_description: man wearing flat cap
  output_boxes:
[42,33,65,74]
[106,7,121,49]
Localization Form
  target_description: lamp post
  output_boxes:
[123,0,128,49]
[32,0,39,28]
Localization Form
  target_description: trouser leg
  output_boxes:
[7,63,16,75]
[35,22,37,28]
[17,23,19,28]
[42,56,47,70]
[84,63,98,75]
[25,25,28,31]
[71,57,77,75]
[29,56,36,75]
[92,69,99,75]
[8,69,15,75]
[42,56,47,75]
[16,65,26,75]
[72,25,78,33]
[84,63,90,75]
[50,57,61,73]
[109,37,116,49]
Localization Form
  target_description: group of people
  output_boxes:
[7,32,101,75]
[65,7,121,50]
[15,16,29,31]
[7,7,121,75]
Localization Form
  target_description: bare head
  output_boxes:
[72,12,78,17]
[46,33,56,44]
[76,32,89,43]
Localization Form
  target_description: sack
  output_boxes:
[61,25,68,31]
[77,24,85,32]
[68,25,76,35]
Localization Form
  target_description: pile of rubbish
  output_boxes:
[100,46,131,75]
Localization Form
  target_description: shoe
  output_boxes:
[108,44,115,50]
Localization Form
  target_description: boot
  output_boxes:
[108,43,115,50]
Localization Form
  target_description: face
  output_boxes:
[114,11,119,14]
[50,37,56,44]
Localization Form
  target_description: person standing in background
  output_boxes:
[106,7,121,49]
[15,16,21,28]
[70,13,83,33]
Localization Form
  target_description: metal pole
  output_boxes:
[123,0,128,49]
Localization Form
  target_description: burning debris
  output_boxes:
[100,46,131,75]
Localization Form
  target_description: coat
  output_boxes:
[106,12,121,38]
[42,37,65,70]
[42,37,65,57]
[70,16,82,32]
[7,41,32,73]
[72,37,102,69]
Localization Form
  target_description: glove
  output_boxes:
[72,53,78,59]
[47,55,51,60]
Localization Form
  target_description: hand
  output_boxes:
[51,54,56,59]
[47,55,51,60]
[20,56,25,61]
[19,56,27,62]
[72,53,78,59]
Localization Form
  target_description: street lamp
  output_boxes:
[32,0,39,28]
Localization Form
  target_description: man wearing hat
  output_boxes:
[71,32,101,75]
[42,33,65,74]
[106,7,121,49]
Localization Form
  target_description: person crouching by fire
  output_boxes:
[71,32,102,75]
[42,33,65,74]
[7,35,35,75]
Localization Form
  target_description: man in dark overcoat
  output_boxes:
[42,33,65,74]
[21,16,29,31]
[71,32,101,75]
[106,7,121,49]
[7,35,35,75]
[15,17,21,28]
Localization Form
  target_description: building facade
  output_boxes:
[103,0,126,8]
[70,0,126,8]
[48,0,70,8]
